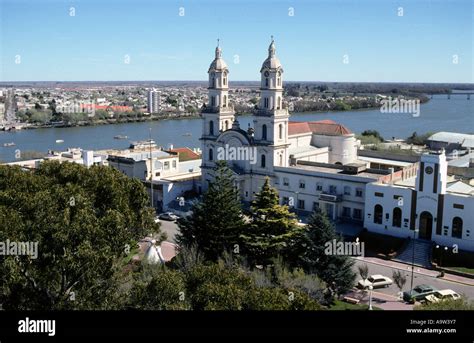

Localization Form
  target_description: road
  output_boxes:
[159,219,179,243]
[353,259,474,300]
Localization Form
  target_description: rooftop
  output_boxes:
[288,120,352,136]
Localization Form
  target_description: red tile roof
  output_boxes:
[167,147,201,161]
[288,120,352,136]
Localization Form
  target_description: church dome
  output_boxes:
[208,44,228,72]
[261,38,282,71]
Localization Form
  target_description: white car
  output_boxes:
[158,212,180,221]
[154,216,160,223]
[357,274,393,289]
[425,289,460,303]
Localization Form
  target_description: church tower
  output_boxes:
[201,41,235,189]
[253,37,290,168]
[202,40,235,136]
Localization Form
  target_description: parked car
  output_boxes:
[425,289,461,303]
[357,274,393,289]
[158,212,180,221]
[403,284,438,303]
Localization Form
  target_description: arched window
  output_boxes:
[278,77,281,86]
[374,204,383,224]
[279,124,283,140]
[277,96,281,110]
[223,95,227,108]
[261,154,266,168]
[392,207,402,228]
[452,217,463,238]
[279,154,283,166]
[223,73,227,85]
[209,121,214,135]
[209,148,214,161]
[262,124,267,140]
[265,78,269,87]
[224,120,229,131]
[264,98,269,108]
[211,96,215,107]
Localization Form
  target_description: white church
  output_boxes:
[200,39,474,252]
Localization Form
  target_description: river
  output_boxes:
[0,94,472,162]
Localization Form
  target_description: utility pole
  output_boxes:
[149,127,154,214]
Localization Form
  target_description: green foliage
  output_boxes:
[0,161,163,310]
[240,178,306,266]
[129,264,189,310]
[296,208,356,295]
[406,131,434,146]
[176,161,245,261]
[414,297,474,310]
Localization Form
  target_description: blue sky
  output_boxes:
[0,0,472,82]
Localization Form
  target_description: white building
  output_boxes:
[147,89,161,113]
[105,141,201,212]
[364,151,474,251]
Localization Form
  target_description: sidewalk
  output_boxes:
[354,256,474,286]
[345,289,413,311]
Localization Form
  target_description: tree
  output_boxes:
[358,264,369,283]
[0,161,163,310]
[297,208,355,296]
[392,270,407,297]
[240,178,306,266]
[128,264,189,310]
[361,130,384,142]
[176,161,245,261]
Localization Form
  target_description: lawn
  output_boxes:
[329,300,382,311]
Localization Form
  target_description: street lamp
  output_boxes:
[409,228,419,296]
[368,285,373,311]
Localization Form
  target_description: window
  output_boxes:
[392,207,402,228]
[279,154,283,166]
[329,185,337,194]
[374,204,383,224]
[164,161,170,170]
[224,120,229,130]
[375,192,384,197]
[356,188,363,197]
[211,96,215,107]
[265,78,269,87]
[209,120,214,135]
[261,154,266,168]
[223,95,227,107]
[299,180,305,189]
[283,177,289,186]
[264,98,269,108]
[278,77,281,86]
[282,197,290,205]
[342,207,351,217]
[277,96,281,110]
[297,199,305,210]
[452,217,463,239]
[393,195,402,200]
[172,160,176,168]
[262,124,267,140]
[279,124,283,139]
[316,183,323,191]
[453,204,464,209]
[313,202,319,210]
[353,208,362,220]
[344,186,351,195]
[209,148,213,161]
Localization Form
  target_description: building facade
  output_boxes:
[147,89,161,114]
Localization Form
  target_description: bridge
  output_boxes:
[430,92,473,100]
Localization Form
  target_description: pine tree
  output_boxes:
[298,208,356,296]
[240,178,306,266]
[176,161,245,261]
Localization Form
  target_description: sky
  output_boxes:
[0,0,472,82]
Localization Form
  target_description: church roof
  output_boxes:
[288,120,352,136]
[261,38,282,71]
[208,44,228,72]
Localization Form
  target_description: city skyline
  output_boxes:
[1,0,473,83]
